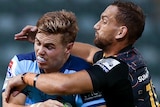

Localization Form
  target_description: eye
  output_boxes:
[47,46,53,50]
[45,44,54,50]
[34,40,40,45]
[104,20,107,24]
[102,18,108,24]
[35,40,41,46]
[101,16,108,24]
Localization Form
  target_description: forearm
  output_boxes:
[23,70,93,95]
[71,42,100,63]
[2,92,26,107]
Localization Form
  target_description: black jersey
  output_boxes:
[91,45,159,107]
[86,56,134,107]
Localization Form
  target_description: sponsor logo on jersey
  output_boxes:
[81,91,103,102]
[7,58,18,77]
[138,67,149,82]
[7,60,15,77]
[94,58,120,73]
[8,60,13,70]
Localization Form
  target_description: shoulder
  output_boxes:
[94,57,121,70]
[87,57,128,79]
[16,52,36,62]
[62,55,91,71]
[8,52,37,74]
[86,57,130,91]
[93,51,103,63]
[9,52,36,73]
[94,57,128,72]
[70,55,90,66]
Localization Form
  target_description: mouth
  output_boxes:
[37,56,46,63]
[95,31,98,37]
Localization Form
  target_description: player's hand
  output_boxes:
[14,25,37,43]
[38,99,64,107]
[4,75,26,102]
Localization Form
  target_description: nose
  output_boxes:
[94,21,100,30]
[37,46,45,55]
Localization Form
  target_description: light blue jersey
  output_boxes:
[2,52,105,107]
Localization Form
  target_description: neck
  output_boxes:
[103,43,129,57]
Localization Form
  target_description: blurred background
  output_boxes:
[0,0,160,106]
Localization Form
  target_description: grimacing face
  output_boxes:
[94,5,121,50]
[34,31,69,73]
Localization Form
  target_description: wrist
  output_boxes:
[21,73,38,86]
[21,73,27,83]
[33,74,40,87]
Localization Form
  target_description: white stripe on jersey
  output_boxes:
[94,58,120,73]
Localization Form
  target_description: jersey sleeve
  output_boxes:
[86,57,129,91]
[2,55,27,92]
[2,56,20,91]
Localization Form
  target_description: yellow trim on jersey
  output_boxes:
[146,81,159,107]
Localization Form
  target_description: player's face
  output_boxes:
[93,5,121,50]
[34,31,68,73]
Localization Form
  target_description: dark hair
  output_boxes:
[36,10,79,46]
[112,1,145,42]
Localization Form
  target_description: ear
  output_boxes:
[65,42,74,54]
[115,26,128,39]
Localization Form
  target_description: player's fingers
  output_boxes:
[22,25,37,34]
[4,84,11,102]
[14,35,28,40]
[12,90,20,97]
[48,100,64,107]
[15,25,34,38]
[22,25,34,32]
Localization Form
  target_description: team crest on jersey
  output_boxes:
[94,58,120,73]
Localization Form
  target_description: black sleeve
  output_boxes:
[86,58,129,91]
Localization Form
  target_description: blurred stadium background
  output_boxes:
[0,0,160,106]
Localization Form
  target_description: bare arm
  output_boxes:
[3,92,64,107]
[71,42,101,63]
[2,92,26,107]
[26,70,93,95]
[5,70,93,100]
[4,71,107,107]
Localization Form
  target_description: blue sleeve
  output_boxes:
[2,55,26,92]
